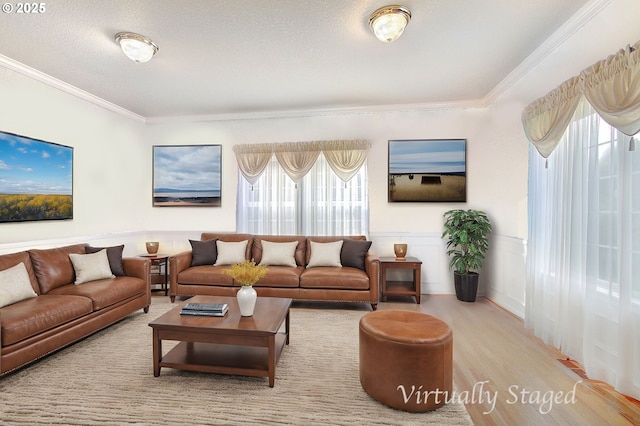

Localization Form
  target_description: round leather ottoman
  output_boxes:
[359,310,453,412]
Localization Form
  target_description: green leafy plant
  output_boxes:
[441,209,492,275]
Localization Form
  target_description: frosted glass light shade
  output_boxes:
[369,6,411,43]
[115,32,158,63]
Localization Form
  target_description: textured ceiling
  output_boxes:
[0,0,591,120]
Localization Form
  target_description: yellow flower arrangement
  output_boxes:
[222,259,268,286]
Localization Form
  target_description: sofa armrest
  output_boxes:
[169,251,192,300]
[122,257,150,281]
[364,252,380,302]
[122,257,151,308]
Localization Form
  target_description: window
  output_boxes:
[526,99,640,400]
[237,153,368,236]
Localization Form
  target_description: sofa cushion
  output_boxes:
[307,240,343,268]
[0,262,37,308]
[28,244,87,294]
[47,277,147,310]
[341,239,372,271]
[0,251,40,295]
[214,240,248,266]
[69,250,115,284]
[258,240,298,267]
[190,239,217,266]
[253,266,303,288]
[201,233,253,259]
[85,245,125,276]
[252,235,307,266]
[0,294,93,347]
[178,266,234,286]
[300,266,370,290]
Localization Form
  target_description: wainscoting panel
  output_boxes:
[370,232,452,295]
[1,230,527,318]
[483,235,527,319]
[371,232,527,318]
[0,231,202,257]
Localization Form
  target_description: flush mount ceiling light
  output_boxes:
[369,5,411,43]
[115,32,159,63]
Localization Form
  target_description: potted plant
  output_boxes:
[223,260,268,316]
[441,209,492,302]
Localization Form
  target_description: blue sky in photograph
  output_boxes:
[389,139,466,174]
[153,145,222,192]
[0,132,73,195]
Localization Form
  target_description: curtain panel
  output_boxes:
[233,140,371,184]
[526,100,640,400]
[522,40,640,158]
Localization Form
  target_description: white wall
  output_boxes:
[144,107,517,235]
[0,67,148,244]
[2,0,639,319]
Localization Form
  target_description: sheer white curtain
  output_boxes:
[236,153,368,236]
[527,99,640,400]
[299,154,368,235]
[237,155,298,235]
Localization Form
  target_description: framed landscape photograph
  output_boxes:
[388,139,466,202]
[0,130,73,223]
[153,144,222,207]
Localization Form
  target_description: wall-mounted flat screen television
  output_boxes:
[0,130,73,223]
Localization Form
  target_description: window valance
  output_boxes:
[522,40,640,159]
[233,140,371,185]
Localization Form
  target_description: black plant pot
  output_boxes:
[454,272,479,302]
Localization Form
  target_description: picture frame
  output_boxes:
[153,144,222,207]
[0,130,73,223]
[388,139,466,202]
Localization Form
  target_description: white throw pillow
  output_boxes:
[306,240,343,268]
[69,249,115,284]
[259,240,298,267]
[214,240,248,266]
[0,262,38,308]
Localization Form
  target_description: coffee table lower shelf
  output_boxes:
[149,295,292,387]
[157,333,287,384]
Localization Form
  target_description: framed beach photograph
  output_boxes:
[0,130,73,222]
[388,139,466,202]
[152,144,222,207]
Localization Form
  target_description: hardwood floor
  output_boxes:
[379,295,640,425]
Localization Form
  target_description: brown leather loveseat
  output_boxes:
[0,243,151,375]
[170,233,380,310]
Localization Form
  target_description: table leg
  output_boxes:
[415,265,421,304]
[152,329,161,377]
[163,259,168,296]
[381,266,387,302]
[268,334,275,387]
[285,309,290,345]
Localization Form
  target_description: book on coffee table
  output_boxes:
[180,302,228,316]
[180,309,227,317]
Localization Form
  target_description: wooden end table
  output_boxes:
[139,254,169,296]
[148,295,292,387]
[380,256,422,304]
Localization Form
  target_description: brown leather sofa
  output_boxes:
[0,243,151,375]
[170,233,380,310]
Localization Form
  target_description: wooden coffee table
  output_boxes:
[149,295,292,387]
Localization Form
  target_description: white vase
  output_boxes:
[236,285,257,316]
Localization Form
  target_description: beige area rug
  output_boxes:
[0,297,473,425]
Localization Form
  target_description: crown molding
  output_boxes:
[0,54,146,123]
[144,99,485,124]
[482,0,611,106]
